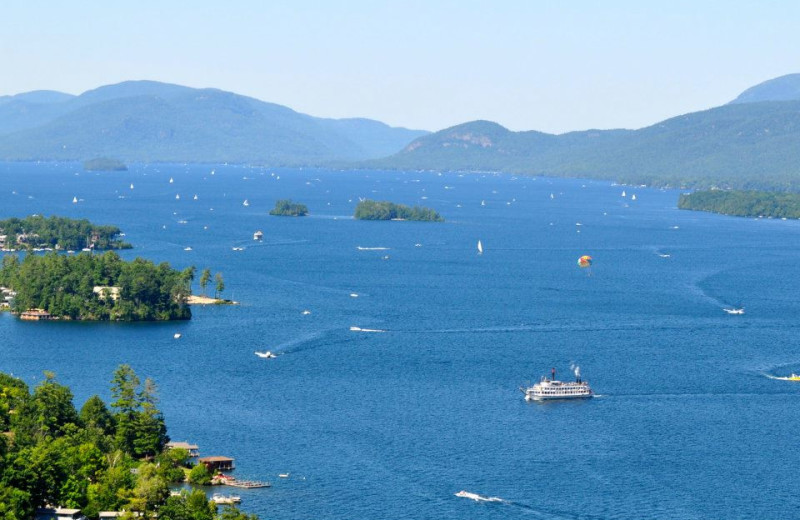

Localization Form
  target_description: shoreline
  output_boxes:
[187,295,239,305]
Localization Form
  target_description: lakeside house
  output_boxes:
[199,456,235,472]
[35,508,86,520]
[20,308,53,321]
[166,440,200,457]
[93,286,121,302]
[0,234,6,248]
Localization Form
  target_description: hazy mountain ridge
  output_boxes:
[0,80,428,164]
[371,78,800,190]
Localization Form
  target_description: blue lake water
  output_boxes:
[1,162,800,519]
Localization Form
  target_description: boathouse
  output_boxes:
[166,440,200,457]
[20,308,53,321]
[199,456,235,472]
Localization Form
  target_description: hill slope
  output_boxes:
[371,99,800,190]
[0,81,428,164]
[728,74,800,104]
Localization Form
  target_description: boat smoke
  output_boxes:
[570,363,580,379]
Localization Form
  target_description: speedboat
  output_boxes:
[173,333,182,339]
[211,494,241,504]
[454,491,503,503]
[787,373,800,381]
[255,351,277,358]
[723,308,745,315]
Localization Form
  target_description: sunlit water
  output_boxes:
[1,162,799,519]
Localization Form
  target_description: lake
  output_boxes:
[1,162,799,519]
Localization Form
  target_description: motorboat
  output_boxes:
[723,308,745,315]
[255,351,277,358]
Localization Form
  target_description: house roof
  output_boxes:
[199,456,234,462]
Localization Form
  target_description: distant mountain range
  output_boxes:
[3,75,800,190]
[0,81,428,164]
[371,74,800,190]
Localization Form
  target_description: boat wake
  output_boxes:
[356,246,390,251]
[454,490,504,503]
[762,372,800,381]
[349,326,387,333]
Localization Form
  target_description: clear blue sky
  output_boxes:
[2,0,798,133]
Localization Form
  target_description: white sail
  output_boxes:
[477,240,483,254]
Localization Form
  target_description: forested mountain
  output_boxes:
[0,81,428,163]
[371,79,800,190]
[728,74,800,104]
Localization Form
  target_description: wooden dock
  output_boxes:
[224,479,271,489]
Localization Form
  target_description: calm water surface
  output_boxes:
[1,163,799,519]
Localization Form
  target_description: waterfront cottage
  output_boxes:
[166,440,200,457]
[199,455,235,472]
[20,308,53,321]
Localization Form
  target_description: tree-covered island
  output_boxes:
[0,366,259,519]
[0,251,192,321]
[354,199,444,221]
[83,157,128,171]
[269,199,308,216]
[677,190,800,219]
[0,215,131,251]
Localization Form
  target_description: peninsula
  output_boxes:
[0,366,260,519]
[0,251,192,321]
[678,190,800,219]
[354,199,444,221]
[0,215,131,251]
[269,199,309,216]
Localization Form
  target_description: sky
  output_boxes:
[1,0,799,133]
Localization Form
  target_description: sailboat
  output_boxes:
[622,190,626,197]
[550,193,554,200]
[243,199,249,207]
[169,177,174,183]
[175,194,180,200]
[631,194,637,201]
[130,183,134,190]
[481,200,486,206]
[477,240,483,255]
[193,194,198,200]
[72,196,78,204]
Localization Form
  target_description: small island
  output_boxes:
[678,190,800,219]
[354,199,444,221]
[0,251,192,321]
[269,199,309,216]
[83,157,128,171]
[0,215,131,251]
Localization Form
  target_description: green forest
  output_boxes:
[0,252,192,321]
[677,190,800,219]
[354,200,444,221]
[269,199,308,216]
[0,216,131,251]
[0,366,258,520]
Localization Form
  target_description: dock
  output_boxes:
[225,479,271,489]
